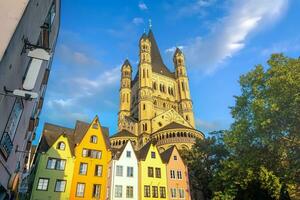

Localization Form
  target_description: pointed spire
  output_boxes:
[122,59,132,70]
[174,47,183,56]
[147,29,174,78]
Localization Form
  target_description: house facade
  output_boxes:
[70,117,111,200]
[30,133,74,200]
[109,141,138,200]
[161,146,191,200]
[138,142,168,200]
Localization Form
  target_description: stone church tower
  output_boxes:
[111,29,204,152]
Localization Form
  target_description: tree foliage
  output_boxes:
[184,54,300,200]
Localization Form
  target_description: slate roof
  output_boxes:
[112,140,138,160]
[37,123,74,154]
[136,141,152,161]
[110,129,137,138]
[155,122,194,133]
[160,145,176,164]
[148,30,175,78]
[37,120,110,156]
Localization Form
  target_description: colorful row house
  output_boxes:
[29,117,191,200]
[30,116,111,200]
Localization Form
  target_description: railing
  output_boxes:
[0,132,13,159]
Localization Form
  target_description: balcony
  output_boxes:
[0,132,13,159]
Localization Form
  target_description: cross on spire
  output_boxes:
[149,19,152,30]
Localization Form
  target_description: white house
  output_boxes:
[109,141,138,200]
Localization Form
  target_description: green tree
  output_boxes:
[212,54,300,199]
[181,131,229,200]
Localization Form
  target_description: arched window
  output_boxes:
[153,82,157,90]
[90,135,97,143]
[57,142,65,150]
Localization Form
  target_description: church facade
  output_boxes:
[110,30,204,152]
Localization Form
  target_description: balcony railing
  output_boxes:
[0,132,13,159]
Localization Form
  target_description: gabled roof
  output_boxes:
[37,119,110,156]
[148,30,175,78]
[137,141,152,161]
[112,140,138,160]
[160,145,176,164]
[37,123,75,155]
[110,129,137,138]
[155,122,195,133]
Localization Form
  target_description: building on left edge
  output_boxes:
[0,0,60,199]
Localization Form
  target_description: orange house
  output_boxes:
[161,146,191,200]
[70,116,111,200]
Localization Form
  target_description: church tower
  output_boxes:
[118,59,132,130]
[174,48,195,127]
[110,29,204,151]
[138,33,153,137]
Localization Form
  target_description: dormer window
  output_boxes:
[57,142,65,150]
[90,135,97,144]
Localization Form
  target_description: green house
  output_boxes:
[29,123,75,200]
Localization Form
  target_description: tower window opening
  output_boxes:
[143,104,146,110]
[143,69,145,78]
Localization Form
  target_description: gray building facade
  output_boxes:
[0,0,60,199]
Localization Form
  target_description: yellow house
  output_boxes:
[138,142,168,199]
[70,116,111,200]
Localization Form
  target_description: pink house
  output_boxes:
[161,146,191,200]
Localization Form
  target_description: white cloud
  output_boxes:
[138,2,148,10]
[132,17,144,25]
[184,0,289,74]
[178,0,217,17]
[57,44,100,66]
[165,46,184,53]
[195,118,224,133]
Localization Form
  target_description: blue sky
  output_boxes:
[35,0,300,142]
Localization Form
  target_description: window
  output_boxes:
[92,184,101,198]
[56,159,66,170]
[54,180,66,192]
[160,187,166,198]
[90,150,102,159]
[151,151,156,158]
[95,165,103,176]
[177,171,183,179]
[126,151,131,158]
[57,142,65,150]
[76,183,85,197]
[174,156,177,160]
[82,149,89,157]
[143,104,146,110]
[144,185,150,197]
[155,168,161,178]
[46,158,56,169]
[116,165,123,176]
[90,135,97,143]
[171,188,176,198]
[179,188,185,198]
[37,178,49,191]
[79,163,88,175]
[126,186,133,198]
[46,158,65,170]
[115,185,122,197]
[170,170,176,179]
[5,98,23,140]
[127,167,133,177]
[152,186,158,198]
[148,167,154,177]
